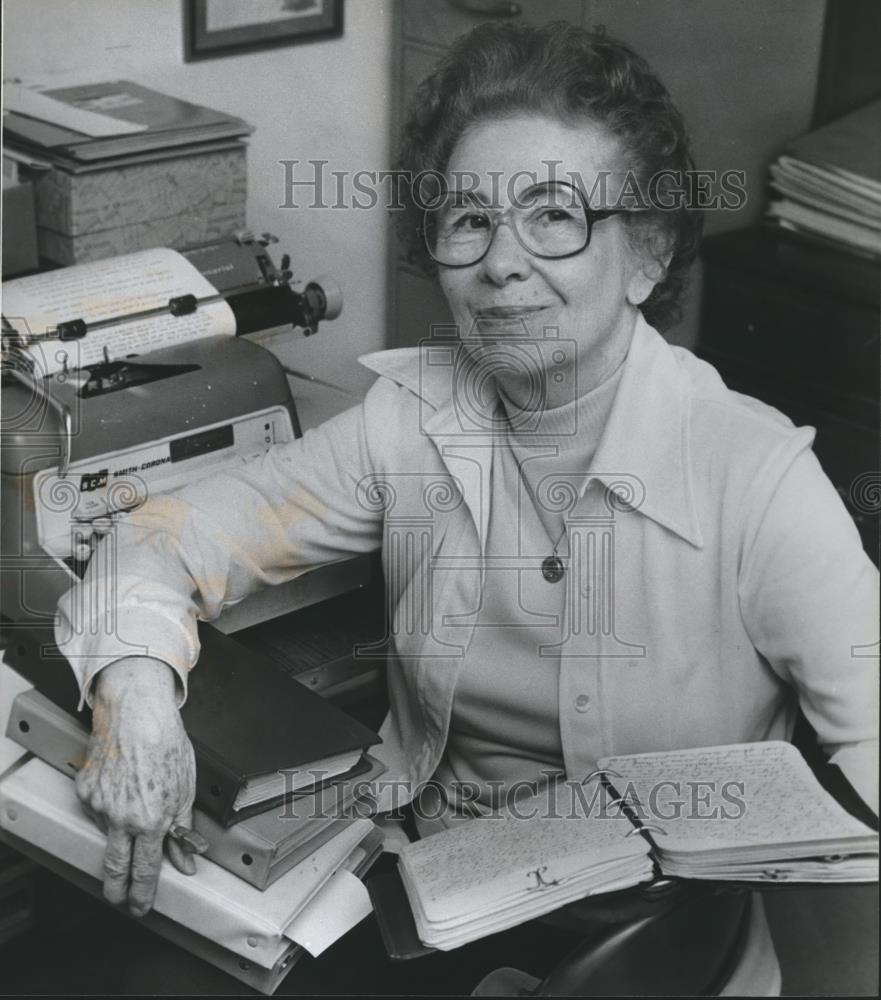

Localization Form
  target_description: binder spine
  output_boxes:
[189,813,352,890]
[6,690,89,779]
[191,741,241,826]
[191,807,275,888]
[263,820,354,889]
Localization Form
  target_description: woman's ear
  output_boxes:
[626,255,669,307]
[626,223,674,307]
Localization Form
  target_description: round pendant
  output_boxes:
[541,554,565,583]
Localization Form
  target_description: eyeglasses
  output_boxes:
[421,181,635,268]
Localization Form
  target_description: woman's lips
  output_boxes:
[473,305,550,320]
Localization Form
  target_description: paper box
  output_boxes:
[30,145,247,265]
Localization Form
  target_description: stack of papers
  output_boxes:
[766,99,881,257]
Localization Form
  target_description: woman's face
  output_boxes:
[438,114,658,407]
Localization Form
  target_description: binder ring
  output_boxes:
[626,822,668,837]
[579,767,623,786]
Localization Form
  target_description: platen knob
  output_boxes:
[309,275,343,321]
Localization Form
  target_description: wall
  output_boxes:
[2,0,829,362]
[2,0,394,390]
[585,0,828,346]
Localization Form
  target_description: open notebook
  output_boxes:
[398,741,878,950]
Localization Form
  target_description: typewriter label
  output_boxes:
[32,404,295,560]
[80,470,109,492]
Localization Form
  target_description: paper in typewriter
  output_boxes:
[397,781,654,950]
[3,247,236,377]
[599,741,879,882]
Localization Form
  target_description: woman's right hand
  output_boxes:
[76,656,197,917]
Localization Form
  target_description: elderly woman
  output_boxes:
[57,20,877,992]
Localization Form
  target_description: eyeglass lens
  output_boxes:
[425,184,590,265]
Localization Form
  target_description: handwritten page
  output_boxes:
[3,247,236,377]
[398,780,651,946]
[600,742,877,856]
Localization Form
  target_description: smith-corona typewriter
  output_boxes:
[1,233,384,702]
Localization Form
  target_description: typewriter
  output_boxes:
[0,234,384,704]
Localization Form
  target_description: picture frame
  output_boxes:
[183,0,343,62]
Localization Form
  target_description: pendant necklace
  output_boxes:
[506,417,570,584]
[541,523,568,583]
[515,458,569,584]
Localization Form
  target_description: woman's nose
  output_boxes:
[478,218,533,285]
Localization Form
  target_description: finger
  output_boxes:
[128,831,164,917]
[166,807,198,876]
[79,799,109,836]
[165,837,197,876]
[74,767,95,801]
[75,767,103,817]
[102,827,134,906]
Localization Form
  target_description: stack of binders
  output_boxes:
[0,755,383,993]
[8,685,386,891]
[0,623,387,992]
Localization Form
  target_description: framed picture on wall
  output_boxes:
[183,0,343,62]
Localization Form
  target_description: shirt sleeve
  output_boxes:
[737,439,880,814]
[54,394,384,710]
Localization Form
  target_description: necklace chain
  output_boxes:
[512,455,570,583]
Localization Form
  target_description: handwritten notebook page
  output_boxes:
[398,780,653,947]
[405,855,652,951]
[599,742,877,861]
[3,248,236,377]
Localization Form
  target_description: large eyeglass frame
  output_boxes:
[420,180,637,268]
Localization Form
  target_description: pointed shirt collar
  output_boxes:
[358,314,703,549]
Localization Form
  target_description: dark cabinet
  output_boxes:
[698,228,880,562]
